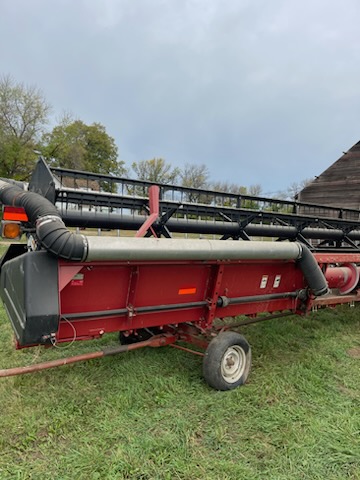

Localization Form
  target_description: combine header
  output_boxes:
[0,158,360,390]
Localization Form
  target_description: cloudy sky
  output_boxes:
[1,0,360,194]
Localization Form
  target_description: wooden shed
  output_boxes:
[297,141,360,210]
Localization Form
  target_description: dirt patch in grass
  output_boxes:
[347,347,360,358]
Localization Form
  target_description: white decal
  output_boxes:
[260,275,268,289]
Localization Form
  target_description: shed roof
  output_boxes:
[298,141,360,210]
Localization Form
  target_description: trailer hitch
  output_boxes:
[0,333,177,378]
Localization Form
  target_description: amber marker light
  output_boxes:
[1,221,22,240]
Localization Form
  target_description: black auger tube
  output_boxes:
[298,245,329,296]
[0,181,87,261]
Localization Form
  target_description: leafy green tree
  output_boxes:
[211,181,247,195]
[211,181,247,207]
[180,163,209,189]
[42,118,125,177]
[180,163,213,203]
[179,163,210,203]
[243,184,262,209]
[0,75,51,179]
[131,158,180,184]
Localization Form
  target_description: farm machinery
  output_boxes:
[1,158,360,390]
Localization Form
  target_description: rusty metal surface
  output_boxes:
[312,291,360,307]
[0,334,176,378]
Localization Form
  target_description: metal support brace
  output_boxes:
[136,185,160,238]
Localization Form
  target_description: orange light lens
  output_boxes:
[178,287,197,295]
[2,222,21,239]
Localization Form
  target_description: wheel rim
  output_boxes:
[221,345,246,384]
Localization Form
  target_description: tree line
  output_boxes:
[0,75,310,200]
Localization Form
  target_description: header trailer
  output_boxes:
[0,159,360,390]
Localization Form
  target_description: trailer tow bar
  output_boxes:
[0,334,177,378]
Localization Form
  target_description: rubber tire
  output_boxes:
[119,328,161,345]
[119,329,152,345]
[202,331,251,391]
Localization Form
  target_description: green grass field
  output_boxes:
[0,243,359,479]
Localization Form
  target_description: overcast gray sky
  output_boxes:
[1,0,360,194]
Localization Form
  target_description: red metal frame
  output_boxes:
[3,198,360,379]
[3,205,359,354]
[5,208,360,355]
[135,185,160,238]
[55,253,360,346]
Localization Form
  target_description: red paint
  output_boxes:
[3,206,28,222]
[11,250,360,358]
[135,185,160,237]
[56,257,306,343]
[324,263,359,294]
[29,251,357,345]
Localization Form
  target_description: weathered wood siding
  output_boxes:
[298,141,360,210]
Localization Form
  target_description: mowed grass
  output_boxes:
[0,243,359,479]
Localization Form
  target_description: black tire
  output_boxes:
[119,328,160,345]
[202,331,251,391]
